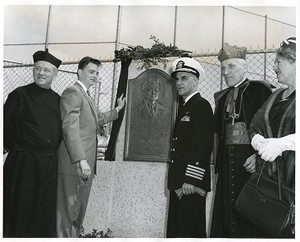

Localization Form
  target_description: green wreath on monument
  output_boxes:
[114,35,191,69]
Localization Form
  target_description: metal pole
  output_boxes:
[264,15,268,80]
[173,6,178,46]
[221,6,225,48]
[220,6,225,90]
[110,5,122,110]
[45,5,52,50]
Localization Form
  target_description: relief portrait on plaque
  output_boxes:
[124,69,177,162]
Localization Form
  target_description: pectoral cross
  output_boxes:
[231,112,239,125]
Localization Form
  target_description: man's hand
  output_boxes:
[243,153,256,173]
[176,184,206,199]
[182,183,195,195]
[116,93,126,111]
[77,159,91,180]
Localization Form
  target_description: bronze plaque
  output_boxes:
[124,69,177,162]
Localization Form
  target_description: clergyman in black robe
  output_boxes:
[210,43,272,238]
[3,49,62,238]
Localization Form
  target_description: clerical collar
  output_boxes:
[183,91,198,104]
[234,78,247,88]
[77,81,88,93]
[33,82,51,91]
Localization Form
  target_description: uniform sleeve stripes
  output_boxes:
[185,165,205,180]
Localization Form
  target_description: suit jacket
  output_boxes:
[57,82,118,176]
[167,93,214,192]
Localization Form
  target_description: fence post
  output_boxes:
[220,6,225,91]
[45,5,52,50]
[173,6,178,47]
[264,15,268,80]
[111,6,122,111]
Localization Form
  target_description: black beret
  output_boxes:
[33,48,62,68]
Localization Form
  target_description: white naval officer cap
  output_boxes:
[171,57,205,81]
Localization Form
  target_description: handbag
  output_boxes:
[235,160,295,238]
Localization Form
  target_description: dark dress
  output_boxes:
[3,82,62,237]
[167,93,214,238]
[211,80,272,238]
[249,89,295,238]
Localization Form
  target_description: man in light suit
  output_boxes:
[56,56,125,238]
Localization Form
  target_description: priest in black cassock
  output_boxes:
[3,49,62,237]
[210,43,272,238]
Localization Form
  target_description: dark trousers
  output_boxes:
[167,191,206,238]
[56,173,93,238]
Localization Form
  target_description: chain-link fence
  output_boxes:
[3,49,279,109]
[196,50,280,107]
[3,61,121,112]
[3,49,280,159]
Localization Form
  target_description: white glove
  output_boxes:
[251,134,265,151]
[258,134,295,162]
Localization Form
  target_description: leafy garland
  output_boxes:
[114,36,192,69]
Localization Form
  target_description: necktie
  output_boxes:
[150,105,154,115]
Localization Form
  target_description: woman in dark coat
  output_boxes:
[250,37,296,238]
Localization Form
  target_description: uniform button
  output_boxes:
[170,160,174,164]
[172,148,175,151]
[195,162,199,165]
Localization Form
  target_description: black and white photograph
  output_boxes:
[1,0,297,241]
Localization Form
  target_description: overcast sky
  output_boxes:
[2,1,297,63]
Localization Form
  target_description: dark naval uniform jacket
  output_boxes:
[167,93,214,192]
